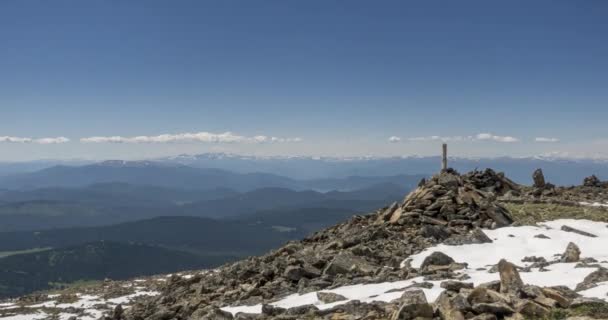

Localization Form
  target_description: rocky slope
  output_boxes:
[2,168,608,320]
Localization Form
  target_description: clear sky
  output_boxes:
[1,1,607,161]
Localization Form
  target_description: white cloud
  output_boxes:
[80,132,302,144]
[535,137,560,143]
[474,133,519,143]
[388,136,401,143]
[408,135,471,142]
[406,133,520,143]
[35,137,71,144]
[0,136,70,144]
[0,136,32,143]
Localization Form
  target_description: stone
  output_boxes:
[316,292,347,304]
[380,202,399,221]
[541,287,571,307]
[532,169,546,188]
[515,300,549,318]
[420,252,455,271]
[188,306,224,320]
[561,225,597,238]
[583,175,602,187]
[471,302,514,315]
[261,304,286,316]
[147,309,176,320]
[323,253,377,276]
[467,288,510,305]
[435,291,466,320]
[575,267,608,291]
[477,281,501,292]
[283,265,320,281]
[420,216,448,226]
[534,234,551,239]
[389,207,404,224]
[419,225,450,240]
[112,304,124,320]
[390,289,434,320]
[440,281,474,292]
[469,228,493,244]
[498,259,524,294]
[284,304,319,315]
[561,242,581,263]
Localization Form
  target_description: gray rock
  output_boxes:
[515,300,549,318]
[575,267,608,291]
[440,281,474,292]
[390,289,434,320]
[561,225,597,238]
[420,252,455,270]
[260,304,285,316]
[498,259,524,294]
[533,169,546,188]
[472,302,514,315]
[561,242,581,263]
[316,291,347,304]
[435,291,468,320]
[323,253,376,276]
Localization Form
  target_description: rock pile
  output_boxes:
[583,175,605,188]
[381,168,516,230]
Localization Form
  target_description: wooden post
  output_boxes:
[442,143,448,171]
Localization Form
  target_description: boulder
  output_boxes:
[283,265,320,281]
[560,242,581,263]
[498,259,524,294]
[316,292,347,304]
[561,225,597,238]
[260,304,286,316]
[440,281,474,292]
[575,267,608,291]
[541,287,571,307]
[471,302,514,315]
[515,300,549,318]
[420,252,455,271]
[323,252,377,276]
[532,169,546,188]
[112,304,124,320]
[467,288,510,305]
[390,289,434,320]
[435,291,468,320]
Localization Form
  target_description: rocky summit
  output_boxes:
[118,168,566,320]
[384,168,516,230]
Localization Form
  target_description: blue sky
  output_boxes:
[1,1,607,161]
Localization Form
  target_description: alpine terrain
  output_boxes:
[2,167,608,320]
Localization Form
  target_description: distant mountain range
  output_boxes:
[0,161,423,192]
[157,153,608,185]
[2,153,607,185]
